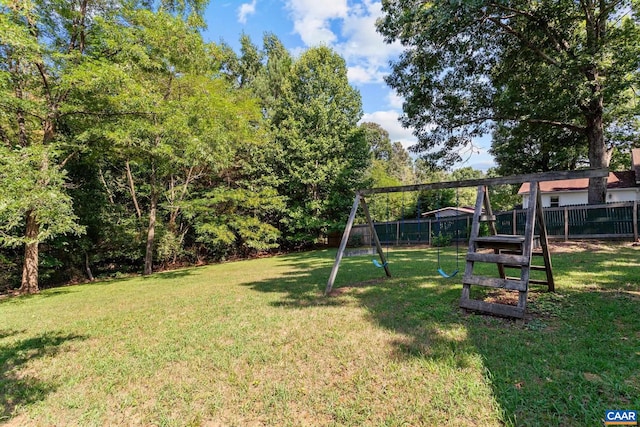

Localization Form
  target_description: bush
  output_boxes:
[431,233,451,247]
[347,234,363,247]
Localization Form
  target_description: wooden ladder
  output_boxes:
[460,181,554,318]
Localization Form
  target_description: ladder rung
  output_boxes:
[463,275,527,291]
[467,252,529,265]
[505,276,548,285]
[474,235,525,244]
[459,297,525,319]
[503,264,547,271]
[480,215,496,222]
[501,250,544,257]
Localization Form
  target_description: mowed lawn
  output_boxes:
[1,243,639,426]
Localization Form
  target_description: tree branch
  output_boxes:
[523,118,586,133]
[449,114,585,134]
[486,17,561,67]
[98,167,115,204]
[126,160,142,218]
[489,3,573,54]
[58,110,155,118]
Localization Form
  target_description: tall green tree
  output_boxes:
[361,122,393,161]
[377,0,640,204]
[0,0,107,293]
[274,46,369,243]
[91,10,275,274]
[0,0,208,292]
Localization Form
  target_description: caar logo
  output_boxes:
[605,410,637,426]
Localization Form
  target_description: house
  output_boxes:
[518,149,640,208]
[422,206,476,217]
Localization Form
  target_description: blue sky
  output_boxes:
[201,0,495,170]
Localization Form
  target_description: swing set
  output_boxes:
[325,168,609,318]
[343,187,462,276]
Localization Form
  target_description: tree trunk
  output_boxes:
[585,98,608,205]
[19,210,39,294]
[144,189,157,276]
[85,252,95,282]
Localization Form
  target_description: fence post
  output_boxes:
[634,199,638,242]
[512,209,516,235]
[564,207,569,242]
[396,221,399,245]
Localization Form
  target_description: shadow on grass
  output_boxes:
[146,267,197,281]
[0,331,86,422]
[0,288,80,306]
[242,246,640,426]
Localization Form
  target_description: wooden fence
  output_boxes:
[351,200,640,246]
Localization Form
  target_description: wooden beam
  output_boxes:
[466,252,529,265]
[459,298,525,319]
[361,196,391,278]
[359,168,608,195]
[535,182,555,292]
[325,194,361,295]
[462,275,527,292]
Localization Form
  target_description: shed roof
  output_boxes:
[422,206,476,216]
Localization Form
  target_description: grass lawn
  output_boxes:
[1,243,639,426]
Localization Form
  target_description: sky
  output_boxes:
[201,0,495,171]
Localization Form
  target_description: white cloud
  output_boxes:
[293,16,339,45]
[284,0,348,45]
[336,1,403,70]
[386,91,404,109]
[283,0,403,85]
[347,65,385,84]
[238,0,257,24]
[360,110,417,149]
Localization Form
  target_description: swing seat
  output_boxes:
[372,259,388,268]
[437,268,459,278]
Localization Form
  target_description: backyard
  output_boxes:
[1,243,639,426]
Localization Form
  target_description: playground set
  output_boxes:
[326,168,609,318]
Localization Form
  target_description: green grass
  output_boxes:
[1,243,639,426]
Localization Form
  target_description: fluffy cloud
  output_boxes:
[386,91,404,109]
[238,0,258,24]
[347,65,385,84]
[284,0,348,45]
[360,110,417,149]
[336,1,403,82]
[283,0,403,85]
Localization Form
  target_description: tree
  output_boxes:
[0,0,112,293]
[377,1,640,204]
[451,167,485,209]
[0,0,211,292]
[491,124,587,176]
[361,122,393,161]
[388,141,414,183]
[274,46,369,243]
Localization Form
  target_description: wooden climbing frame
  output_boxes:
[325,168,609,318]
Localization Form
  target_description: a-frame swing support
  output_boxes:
[325,193,391,295]
[325,168,609,317]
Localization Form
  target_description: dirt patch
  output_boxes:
[546,240,636,253]
[327,277,387,296]
[484,289,519,306]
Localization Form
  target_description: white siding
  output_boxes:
[522,188,640,208]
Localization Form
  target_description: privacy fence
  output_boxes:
[349,201,640,246]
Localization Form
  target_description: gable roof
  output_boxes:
[422,206,476,216]
[518,171,638,194]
